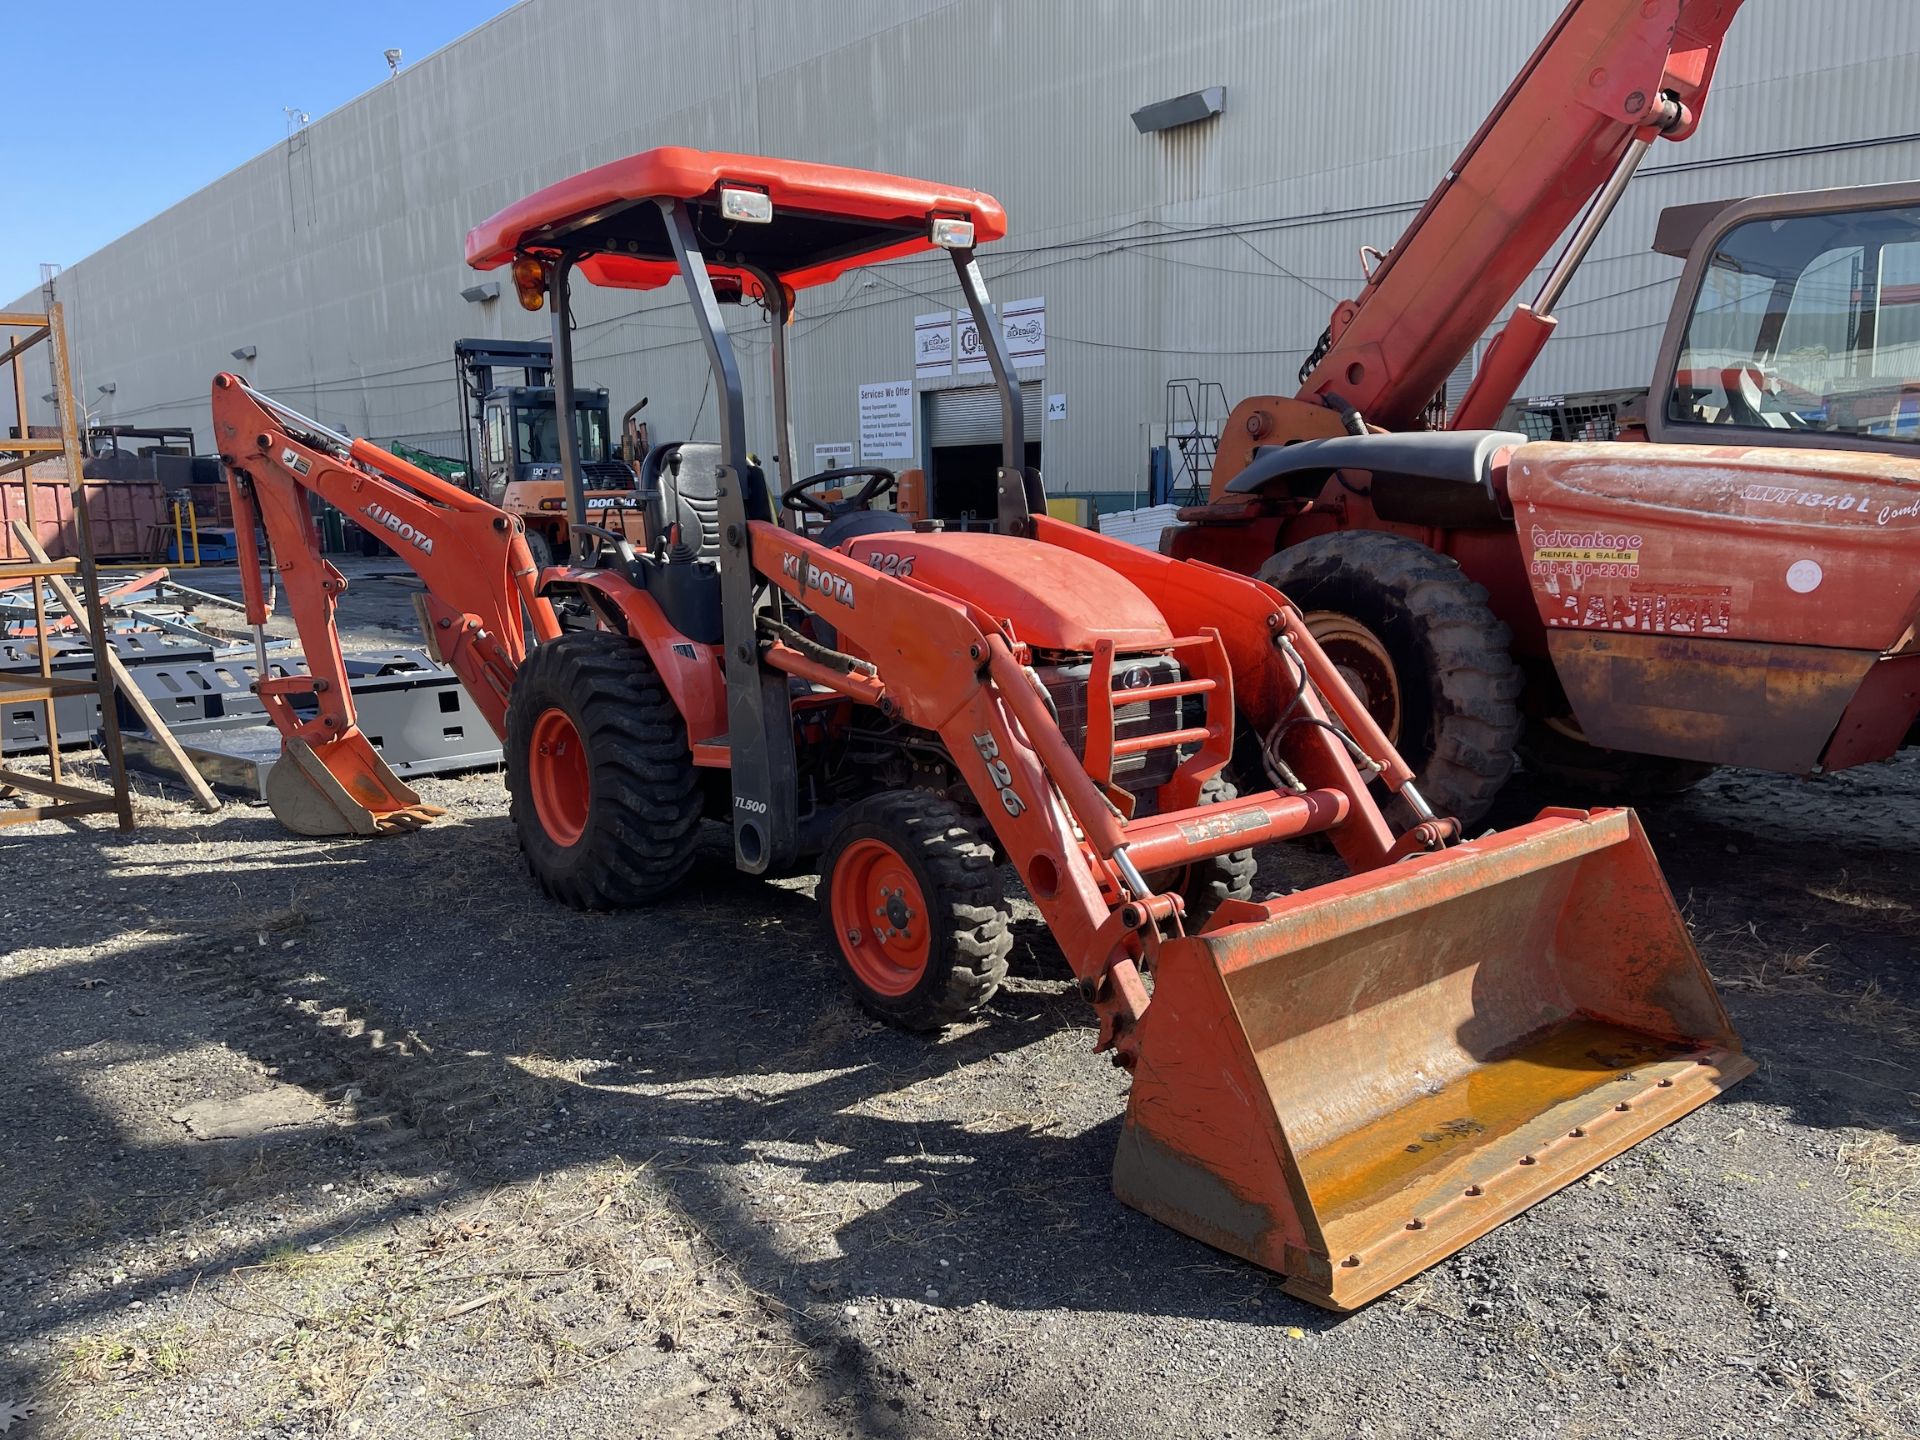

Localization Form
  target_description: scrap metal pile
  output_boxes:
[0,566,499,797]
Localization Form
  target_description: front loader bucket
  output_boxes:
[1115,808,1752,1310]
[264,734,445,837]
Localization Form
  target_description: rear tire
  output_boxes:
[506,631,702,910]
[1518,716,1717,799]
[1149,774,1256,929]
[818,792,1012,1031]
[1257,532,1522,828]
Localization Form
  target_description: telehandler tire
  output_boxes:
[506,630,702,909]
[818,792,1012,1031]
[1257,532,1522,828]
[1148,773,1257,930]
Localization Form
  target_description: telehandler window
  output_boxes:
[1667,204,1920,442]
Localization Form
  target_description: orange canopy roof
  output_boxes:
[464,146,1008,293]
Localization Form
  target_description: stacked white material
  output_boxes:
[1096,503,1183,551]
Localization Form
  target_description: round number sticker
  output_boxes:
[1785,559,1823,594]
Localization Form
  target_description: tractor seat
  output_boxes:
[639,442,774,560]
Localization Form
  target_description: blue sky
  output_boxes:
[7,1,519,299]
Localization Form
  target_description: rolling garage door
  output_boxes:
[926,383,1045,447]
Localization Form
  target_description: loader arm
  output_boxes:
[209,372,559,834]
[1217,0,1740,483]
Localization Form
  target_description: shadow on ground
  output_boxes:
[3,752,1917,1435]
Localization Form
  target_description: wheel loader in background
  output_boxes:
[211,147,1751,1310]
[452,338,644,568]
[1165,0,1920,822]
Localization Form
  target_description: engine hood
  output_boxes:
[839,531,1173,652]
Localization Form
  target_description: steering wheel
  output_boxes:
[781,466,897,518]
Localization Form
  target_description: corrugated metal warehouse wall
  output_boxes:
[15,0,1920,501]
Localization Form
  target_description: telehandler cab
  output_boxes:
[211,147,1751,1310]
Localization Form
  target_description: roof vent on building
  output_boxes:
[1131,87,1226,135]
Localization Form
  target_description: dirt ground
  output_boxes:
[2,563,1916,1439]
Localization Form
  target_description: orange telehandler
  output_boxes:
[1166,0,1920,821]
[212,147,1750,1310]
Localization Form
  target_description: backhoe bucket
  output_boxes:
[264,734,445,837]
[1115,807,1752,1310]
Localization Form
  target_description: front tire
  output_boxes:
[817,792,1012,1031]
[505,631,702,909]
[1257,531,1523,828]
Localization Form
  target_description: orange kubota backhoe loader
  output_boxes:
[211,148,1752,1310]
[1165,0,1920,822]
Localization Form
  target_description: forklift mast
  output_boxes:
[452,338,612,500]
[454,338,549,493]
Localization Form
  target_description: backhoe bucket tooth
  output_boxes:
[264,734,445,837]
[1114,808,1752,1311]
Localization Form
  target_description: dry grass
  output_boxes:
[42,1157,799,1434]
[1703,921,1920,1045]
[5,1190,121,1253]
[64,1329,193,1387]
[1838,1131,1920,1255]
[1806,872,1914,918]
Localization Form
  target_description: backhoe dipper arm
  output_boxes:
[210,372,558,834]
[1290,0,1740,436]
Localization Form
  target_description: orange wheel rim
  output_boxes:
[528,707,590,846]
[830,838,931,997]
[1304,610,1401,744]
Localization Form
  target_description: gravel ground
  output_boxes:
[1,564,1915,1438]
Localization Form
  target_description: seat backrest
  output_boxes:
[639,441,775,562]
[662,443,726,561]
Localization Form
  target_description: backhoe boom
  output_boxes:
[210,372,559,833]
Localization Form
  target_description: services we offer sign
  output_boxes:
[858,382,915,461]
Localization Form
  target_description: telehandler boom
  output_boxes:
[213,148,1752,1309]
